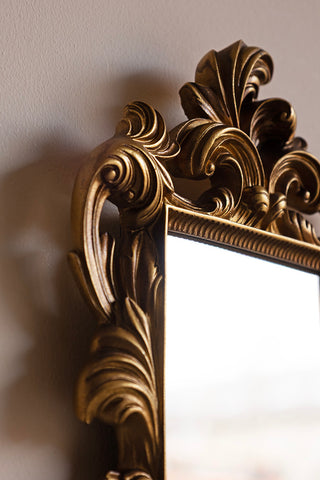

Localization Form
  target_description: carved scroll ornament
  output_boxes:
[69,41,320,480]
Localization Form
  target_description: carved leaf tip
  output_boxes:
[269,150,320,214]
[116,101,179,158]
[76,295,159,462]
[68,250,112,321]
[180,40,273,127]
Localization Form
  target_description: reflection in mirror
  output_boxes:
[166,235,320,480]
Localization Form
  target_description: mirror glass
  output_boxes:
[166,235,320,480]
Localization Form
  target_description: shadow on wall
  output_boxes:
[106,69,183,129]
[0,140,115,480]
[0,71,180,479]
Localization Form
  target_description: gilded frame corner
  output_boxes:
[69,40,320,480]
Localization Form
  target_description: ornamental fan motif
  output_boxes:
[169,40,320,243]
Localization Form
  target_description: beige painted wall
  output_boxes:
[1,1,320,479]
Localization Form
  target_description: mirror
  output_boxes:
[69,41,320,480]
[166,235,320,480]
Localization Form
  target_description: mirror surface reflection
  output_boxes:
[166,235,320,480]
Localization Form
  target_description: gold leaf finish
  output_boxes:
[180,40,273,127]
[70,42,320,480]
[168,206,320,272]
[70,101,175,478]
[77,297,159,471]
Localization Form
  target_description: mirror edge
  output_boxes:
[167,205,320,274]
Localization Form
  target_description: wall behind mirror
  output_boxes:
[166,235,320,480]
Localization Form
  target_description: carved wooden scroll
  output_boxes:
[69,41,320,480]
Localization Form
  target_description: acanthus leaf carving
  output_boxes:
[70,41,320,480]
[70,101,178,479]
[166,119,269,223]
[269,150,320,214]
[179,40,273,127]
[76,296,159,474]
[167,41,320,243]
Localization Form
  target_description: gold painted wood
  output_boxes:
[69,41,320,480]
[168,206,320,273]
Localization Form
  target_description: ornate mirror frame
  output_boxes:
[69,41,320,480]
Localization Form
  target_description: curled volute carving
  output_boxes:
[70,102,177,479]
[70,41,320,480]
